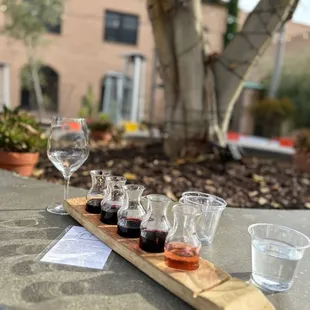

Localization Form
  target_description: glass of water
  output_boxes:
[248,223,310,292]
[47,117,90,215]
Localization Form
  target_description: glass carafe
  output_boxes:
[100,176,127,224]
[86,170,111,214]
[164,203,202,270]
[139,194,171,253]
[117,184,146,238]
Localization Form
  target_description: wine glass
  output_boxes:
[47,117,90,215]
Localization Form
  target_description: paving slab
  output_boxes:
[0,169,309,310]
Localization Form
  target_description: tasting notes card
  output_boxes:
[40,226,112,269]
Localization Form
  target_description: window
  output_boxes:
[46,20,62,35]
[104,10,138,45]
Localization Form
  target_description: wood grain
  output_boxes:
[64,197,274,310]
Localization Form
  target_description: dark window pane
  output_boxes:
[106,12,121,28]
[123,15,137,30]
[120,30,136,45]
[104,11,138,45]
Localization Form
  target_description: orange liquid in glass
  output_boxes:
[164,242,200,271]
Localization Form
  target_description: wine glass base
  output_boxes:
[46,204,68,216]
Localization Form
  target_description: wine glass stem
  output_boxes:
[64,176,70,201]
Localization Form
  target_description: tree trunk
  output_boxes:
[148,0,205,158]
[147,0,300,158]
[26,42,45,123]
[29,57,45,122]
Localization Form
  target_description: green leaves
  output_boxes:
[0,108,47,153]
[1,0,64,44]
[264,53,310,129]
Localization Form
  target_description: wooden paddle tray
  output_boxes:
[64,197,274,310]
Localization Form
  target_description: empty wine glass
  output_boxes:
[47,117,90,215]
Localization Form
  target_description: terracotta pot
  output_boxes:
[90,131,113,143]
[0,151,39,177]
[293,152,310,174]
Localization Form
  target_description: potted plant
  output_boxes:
[0,107,47,176]
[88,113,114,142]
[293,129,310,173]
[79,86,124,144]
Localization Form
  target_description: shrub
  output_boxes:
[294,129,310,154]
[252,97,294,137]
[0,107,47,152]
[263,53,310,129]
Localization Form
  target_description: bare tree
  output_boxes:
[147,0,299,158]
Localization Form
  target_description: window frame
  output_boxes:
[103,10,139,45]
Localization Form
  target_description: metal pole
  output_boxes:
[0,63,10,110]
[131,56,142,122]
[103,76,112,115]
[4,64,10,107]
[268,25,286,98]
[149,49,157,126]
[139,59,146,122]
[119,58,129,122]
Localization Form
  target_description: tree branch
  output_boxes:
[214,0,300,135]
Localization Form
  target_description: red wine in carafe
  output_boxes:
[117,218,141,238]
[139,230,168,253]
[100,203,121,225]
[86,199,102,214]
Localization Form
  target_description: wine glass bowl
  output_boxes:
[47,117,89,215]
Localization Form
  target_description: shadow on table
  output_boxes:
[230,272,275,296]
[19,254,190,309]
[3,211,189,309]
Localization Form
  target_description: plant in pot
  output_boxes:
[78,86,124,144]
[88,113,114,142]
[293,129,310,173]
[0,107,47,176]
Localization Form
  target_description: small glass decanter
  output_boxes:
[164,203,202,271]
[100,176,127,225]
[117,184,146,238]
[86,170,111,214]
[139,194,171,253]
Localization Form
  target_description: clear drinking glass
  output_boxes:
[180,193,227,245]
[164,203,201,270]
[182,191,211,199]
[248,223,310,292]
[47,117,89,215]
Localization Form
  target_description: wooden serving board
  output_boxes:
[64,197,274,310]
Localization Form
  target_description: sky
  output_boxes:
[239,0,310,25]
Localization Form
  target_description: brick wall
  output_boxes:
[0,0,226,121]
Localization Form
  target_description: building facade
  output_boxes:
[0,0,226,122]
[1,1,308,128]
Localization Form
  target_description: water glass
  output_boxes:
[248,223,310,292]
[180,193,226,245]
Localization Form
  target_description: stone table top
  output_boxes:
[0,169,309,310]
